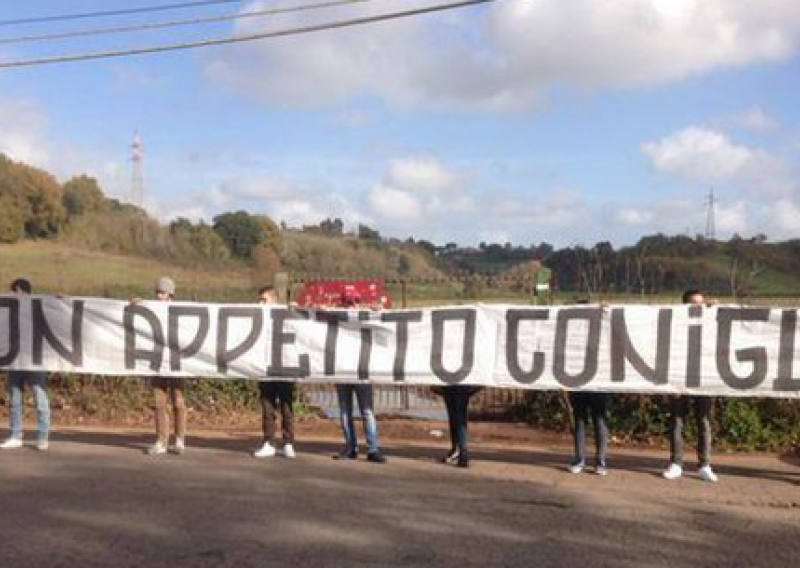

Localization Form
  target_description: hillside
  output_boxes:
[0,232,447,303]
[0,241,256,301]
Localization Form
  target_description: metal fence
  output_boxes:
[298,384,530,420]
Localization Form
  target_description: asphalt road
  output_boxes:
[2,429,800,568]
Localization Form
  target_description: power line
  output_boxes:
[0,0,373,45]
[0,0,245,27]
[0,0,498,69]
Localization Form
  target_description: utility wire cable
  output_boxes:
[0,0,246,27]
[0,0,373,45]
[0,0,497,69]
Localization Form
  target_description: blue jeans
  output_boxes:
[336,383,379,454]
[7,370,50,441]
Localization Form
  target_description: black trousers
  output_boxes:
[258,381,296,444]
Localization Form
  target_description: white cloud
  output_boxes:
[0,95,49,164]
[368,185,423,221]
[763,199,800,238]
[642,127,753,180]
[714,200,750,235]
[367,156,467,224]
[641,127,796,194]
[385,156,462,194]
[616,208,654,226]
[205,0,800,110]
[483,188,589,229]
[728,106,780,132]
[0,93,131,201]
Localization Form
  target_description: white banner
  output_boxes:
[1,296,799,398]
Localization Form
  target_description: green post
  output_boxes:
[533,267,552,305]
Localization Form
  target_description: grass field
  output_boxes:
[0,241,257,301]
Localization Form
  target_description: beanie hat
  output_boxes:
[155,276,176,295]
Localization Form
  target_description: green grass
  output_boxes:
[0,241,257,301]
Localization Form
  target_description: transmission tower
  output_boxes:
[130,132,145,209]
[704,188,716,240]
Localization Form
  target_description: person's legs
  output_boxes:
[354,383,381,457]
[570,392,589,468]
[29,372,50,445]
[170,378,187,449]
[259,382,279,445]
[664,396,688,478]
[451,388,471,467]
[7,371,24,440]
[590,393,610,471]
[150,377,170,452]
[442,388,459,456]
[335,384,357,455]
[277,382,295,445]
[693,397,714,467]
[451,389,470,454]
[668,396,689,466]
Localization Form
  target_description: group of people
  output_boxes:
[566,289,718,482]
[1,277,719,481]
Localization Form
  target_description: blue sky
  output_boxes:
[1,0,800,248]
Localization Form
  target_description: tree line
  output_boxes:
[3,152,800,297]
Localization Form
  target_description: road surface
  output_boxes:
[1,428,799,568]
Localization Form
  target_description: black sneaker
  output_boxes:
[333,449,358,460]
[456,455,470,468]
[367,451,387,464]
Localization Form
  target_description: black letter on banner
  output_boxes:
[554,308,601,388]
[267,308,310,378]
[32,299,84,366]
[505,309,548,384]
[774,310,800,392]
[610,308,671,385]
[382,311,423,382]
[124,305,165,371]
[430,309,476,384]
[685,304,704,387]
[0,298,20,365]
[217,307,263,374]
[716,307,770,390]
[357,311,373,380]
[168,306,210,371]
[316,310,348,375]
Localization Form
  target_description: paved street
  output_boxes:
[2,429,800,568]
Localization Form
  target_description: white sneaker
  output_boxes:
[170,438,186,455]
[253,441,276,458]
[146,442,167,456]
[698,465,718,483]
[567,461,585,474]
[36,439,49,452]
[282,444,296,459]
[0,438,23,450]
[663,463,683,480]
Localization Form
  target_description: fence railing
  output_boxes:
[298,384,531,420]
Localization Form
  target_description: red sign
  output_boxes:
[294,279,392,308]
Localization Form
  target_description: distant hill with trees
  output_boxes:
[2,151,800,300]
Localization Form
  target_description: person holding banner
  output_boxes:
[431,385,483,468]
[332,292,387,464]
[663,289,718,483]
[566,299,611,476]
[567,391,610,476]
[253,285,296,459]
[140,277,188,456]
[1,278,51,452]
